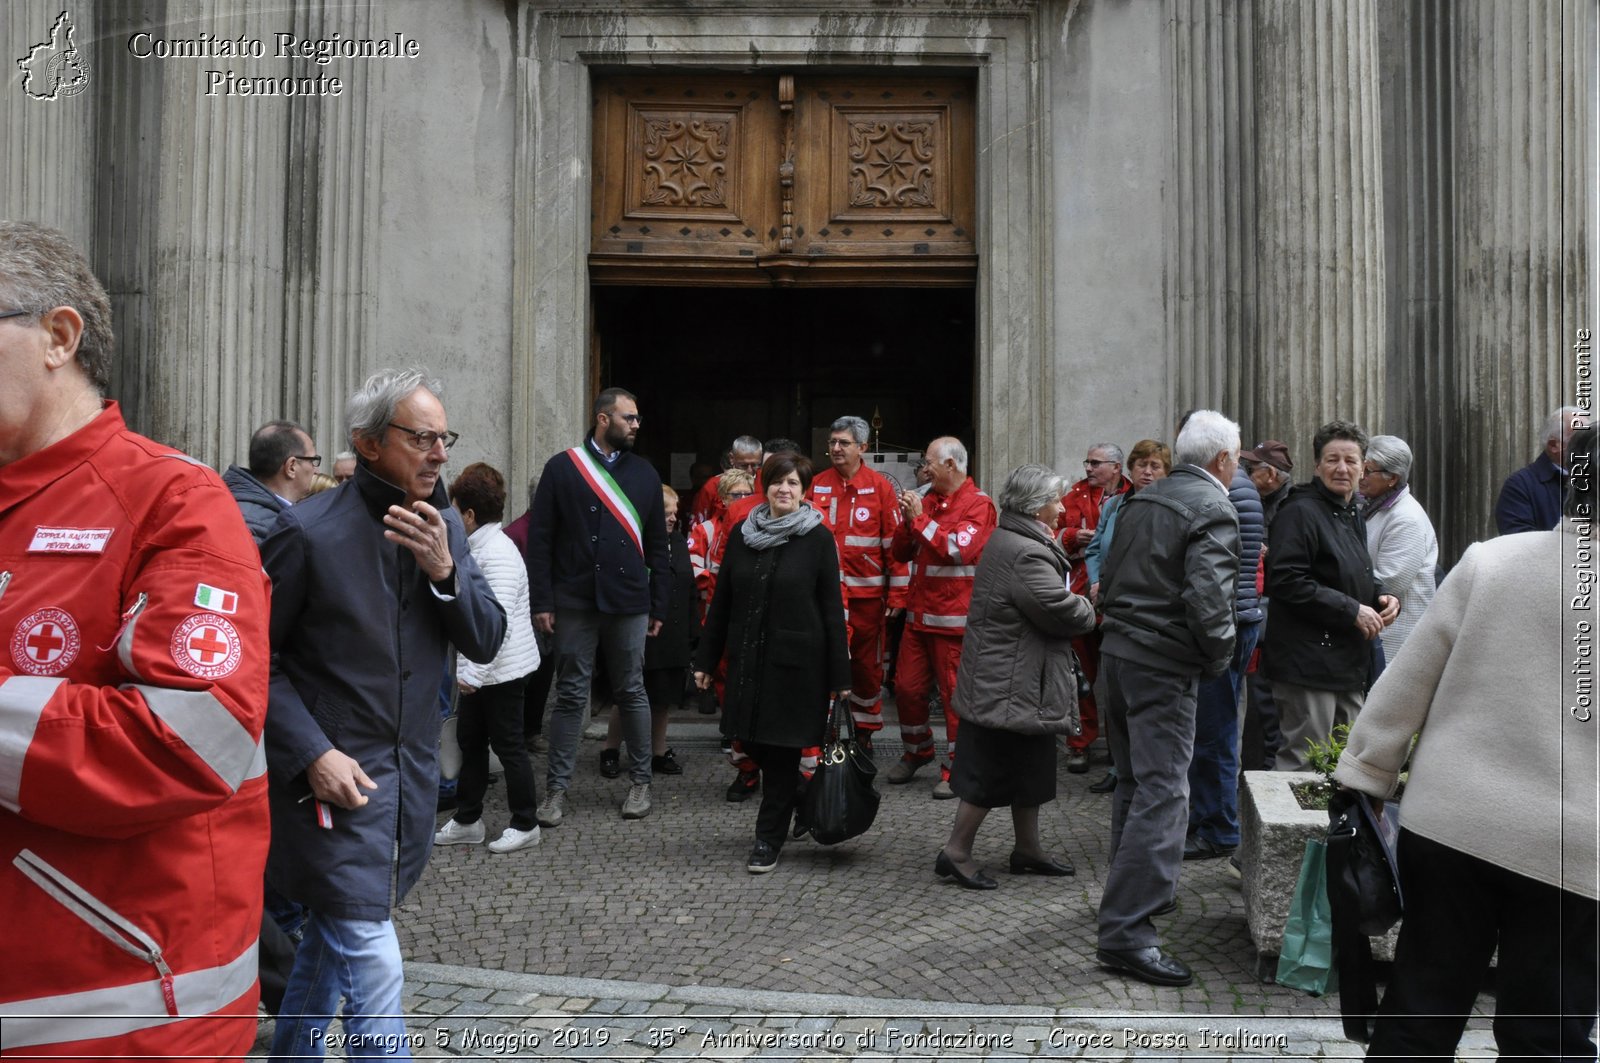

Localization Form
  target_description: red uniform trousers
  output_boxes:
[844,595,888,733]
[892,627,963,778]
[1066,630,1102,753]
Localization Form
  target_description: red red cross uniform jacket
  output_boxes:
[889,477,998,634]
[0,403,270,1058]
[809,465,909,608]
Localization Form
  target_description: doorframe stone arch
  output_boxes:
[512,2,1052,491]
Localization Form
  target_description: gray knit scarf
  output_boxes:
[741,502,822,551]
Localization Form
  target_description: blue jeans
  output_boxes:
[269,912,409,1061]
[1186,619,1262,848]
[547,608,652,790]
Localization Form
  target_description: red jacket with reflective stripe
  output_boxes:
[809,464,908,606]
[1056,475,1131,594]
[0,404,269,1058]
[888,477,997,634]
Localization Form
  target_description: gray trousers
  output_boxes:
[1098,654,1199,950]
[1271,679,1364,772]
[546,607,652,789]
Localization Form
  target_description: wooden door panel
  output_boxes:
[590,74,975,286]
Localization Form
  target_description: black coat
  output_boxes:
[694,521,850,748]
[644,531,697,671]
[1262,478,1386,692]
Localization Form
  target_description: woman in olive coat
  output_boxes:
[938,463,1099,889]
[694,454,850,873]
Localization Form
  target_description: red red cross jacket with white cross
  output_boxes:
[0,403,270,1059]
[809,464,909,608]
[888,476,998,635]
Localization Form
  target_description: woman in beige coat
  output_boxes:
[936,464,1099,889]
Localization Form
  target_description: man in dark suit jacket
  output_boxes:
[1495,405,1587,534]
[526,387,669,825]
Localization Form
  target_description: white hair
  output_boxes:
[998,463,1066,517]
[831,416,870,445]
[347,367,443,444]
[1546,405,1587,443]
[930,437,969,474]
[1365,434,1414,487]
[1173,410,1241,468]
[1088,442,1125,465]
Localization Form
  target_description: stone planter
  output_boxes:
[1238,770,1399,979]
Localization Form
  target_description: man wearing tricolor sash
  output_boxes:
[525,387,670,825]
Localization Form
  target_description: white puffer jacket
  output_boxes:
[457,522,540,688]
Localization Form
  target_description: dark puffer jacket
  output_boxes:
[1261,478,1386,692]
[954,510,1098,734]
[1099,465,1241,679]
[222,464,286,542]
[1228,464,1266,624]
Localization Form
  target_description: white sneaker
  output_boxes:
[487,826,541,854]
[621,782,652,819]
[433,818,485,846]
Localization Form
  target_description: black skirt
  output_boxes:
[948,717,1058,808]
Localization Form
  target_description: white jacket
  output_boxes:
[457,522,540,688]
[1365,488,1438,658]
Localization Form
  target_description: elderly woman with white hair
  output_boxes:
[937,464,1099,889]
[1358,435,1438,662]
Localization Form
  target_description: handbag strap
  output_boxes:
[1326,808,1380,1042]
[822,695,856,746]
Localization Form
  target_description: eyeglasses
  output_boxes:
[608,412,642,425]
[1083,459,1118,468]
[292,454,322,467]
[1361,465,1390,478]
[826,439,857,450]
[0,309,35,323]
[386,422,459,452]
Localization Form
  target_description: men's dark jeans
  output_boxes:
[1187,619,1262,847]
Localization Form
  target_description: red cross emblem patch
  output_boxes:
[10,608,82,676]
[170,612,243,680]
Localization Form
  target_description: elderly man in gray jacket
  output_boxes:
[1094,410,1242,987]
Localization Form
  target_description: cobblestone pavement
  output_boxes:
[253,706,1499,1060]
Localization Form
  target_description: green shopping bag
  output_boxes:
[1275,837,1338,995]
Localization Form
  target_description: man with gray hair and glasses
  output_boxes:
[1495,405,1589,534]
[261,368,505,1059]
[0,222,271,1057]
[1094,409,1243,987]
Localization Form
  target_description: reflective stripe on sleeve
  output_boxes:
[920,520,940,545]
[923,565,977,578]
[0,676,65,811]
[843,535,883,548]
[917,612,967,629]
[889,576,911,587]
[129,685,260,791]
[0,938,258,1049]
[841,575,887,588]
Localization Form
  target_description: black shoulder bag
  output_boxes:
[800,696,881,845]
[1325,788,1405,1042]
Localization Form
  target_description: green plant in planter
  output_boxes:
[1292,724,1350,810]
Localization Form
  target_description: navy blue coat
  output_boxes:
[261,465,506,920]
[1228,464,1266,624]
[525,437,670,619]
[1494,452,1566,535]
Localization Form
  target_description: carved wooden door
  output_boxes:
[590,74,976,286]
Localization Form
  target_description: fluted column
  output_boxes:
[3,2,96,246]
[1452,0,1592,552]
[1164,0,1256,426]
[1252,0,1386,460]
[281,0,384,455]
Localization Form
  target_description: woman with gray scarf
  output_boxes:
[694,454,851,874]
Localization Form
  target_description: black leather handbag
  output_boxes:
[1325,788,1405,1042]
[800,696,881,845]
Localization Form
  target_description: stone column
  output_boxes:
[1164,0,1257,426]
[1452,0,1592,551]
[92,1,289,467]
[3,2,96,247]
[1252,0,1386,460]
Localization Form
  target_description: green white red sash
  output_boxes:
[567,446,644,557]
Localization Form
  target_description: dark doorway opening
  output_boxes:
[592,286,976,489]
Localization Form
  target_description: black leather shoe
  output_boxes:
[746,840,779,874]
[1087,771,1118,794]
[651,748,684,775]
[1008,851,1075,876]
[725,773,759,803]
[1152,898,1178,917]
[1096,946,1193,987]
[1183,835,1236,861]
[934,850,998,890]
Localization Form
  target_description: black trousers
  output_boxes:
[523,653,554,741]
[1369,829,1599,1060]
[743,742,802,849]
[456,676,539,830]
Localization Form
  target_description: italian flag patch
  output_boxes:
[193,583,239,614]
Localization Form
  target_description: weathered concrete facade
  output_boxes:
[4,0,1594,562]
